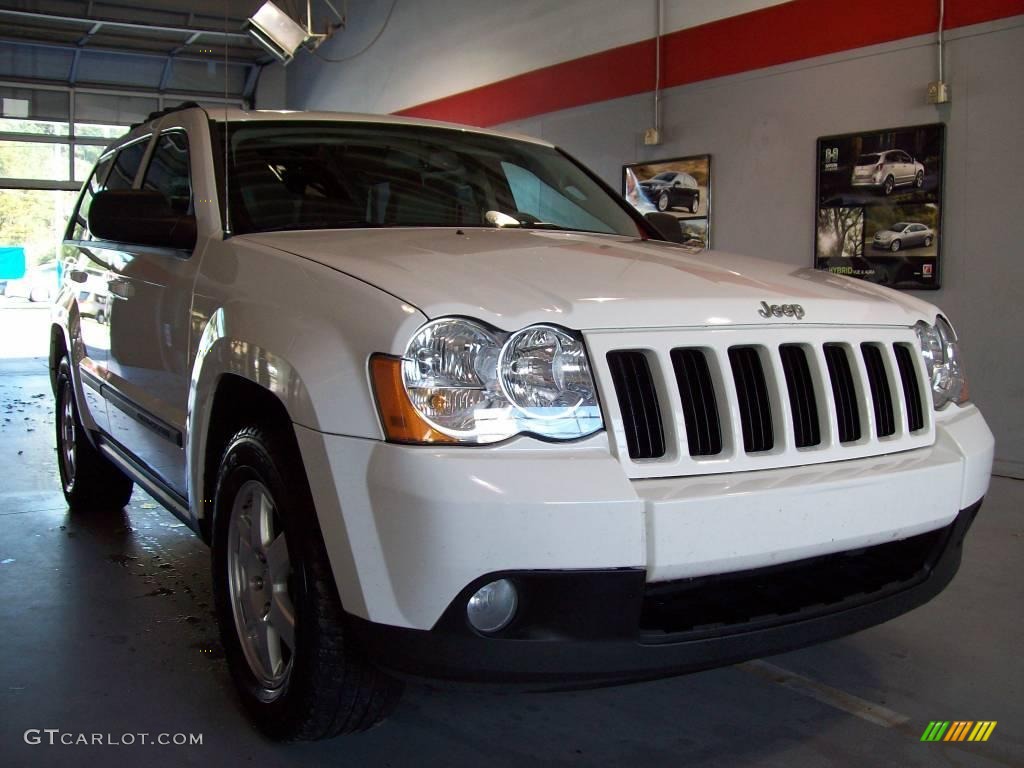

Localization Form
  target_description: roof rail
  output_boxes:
[130,101,205,130]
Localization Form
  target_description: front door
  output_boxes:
[104,126,200,496]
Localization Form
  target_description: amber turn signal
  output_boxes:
[370,355,455,444]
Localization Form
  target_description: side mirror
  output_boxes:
[644,212,685,244]
[88,190,197,250]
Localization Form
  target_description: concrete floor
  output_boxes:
[0,301,1020,767]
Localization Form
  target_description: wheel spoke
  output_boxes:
[268,590,296,650]
[251,619,279,678]
[253,488,274,551]
[266,532,290,585]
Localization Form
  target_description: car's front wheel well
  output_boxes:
[200,374,303,544]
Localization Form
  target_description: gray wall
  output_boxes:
[497,18,1024,476]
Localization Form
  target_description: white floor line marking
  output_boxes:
[739,659,911,728]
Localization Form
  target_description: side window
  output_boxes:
[143,132,192,215]
[67,155,113,241]
[104,140,148,191]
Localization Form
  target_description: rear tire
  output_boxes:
[55,357,134,510]
[212,425,402,741]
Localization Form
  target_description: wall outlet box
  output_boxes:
[643,128,661,145]
[927,81,951,104]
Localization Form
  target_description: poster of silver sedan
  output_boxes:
[814,124,943,289]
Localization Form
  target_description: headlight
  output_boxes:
[915,316,969,409]
[371,318,603,444]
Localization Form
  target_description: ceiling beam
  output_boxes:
[0,8,252,42]
[0,37,256,69]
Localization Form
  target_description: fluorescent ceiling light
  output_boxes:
[245,1,309,63]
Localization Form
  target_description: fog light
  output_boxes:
[466,578,517,633]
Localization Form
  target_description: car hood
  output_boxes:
[242,228,938,330]
[875,230,897,239]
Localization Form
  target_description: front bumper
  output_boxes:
[350,501,979,687]
[293,403,992,682]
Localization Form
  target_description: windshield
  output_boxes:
[888,224,908,232]
[652,172,675,181]
[857,153,882,165]
[218,121,641,237]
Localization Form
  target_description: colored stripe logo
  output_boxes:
[921,721,997,742]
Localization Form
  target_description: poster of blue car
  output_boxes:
[814,123,944,289]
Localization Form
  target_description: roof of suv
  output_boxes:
[115,104,552,150]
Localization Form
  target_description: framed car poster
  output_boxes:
[814,123,944,289]
[623,155,710,248]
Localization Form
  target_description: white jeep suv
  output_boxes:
[50,105,993,741]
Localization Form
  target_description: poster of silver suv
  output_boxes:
[814,123,944,289]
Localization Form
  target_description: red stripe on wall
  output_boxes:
[396,0,1024,126]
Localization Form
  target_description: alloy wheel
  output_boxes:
[227,479,296,695]
[58,380,76,491]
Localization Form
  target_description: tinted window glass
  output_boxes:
[143,132,191,214]
[857,154,880,165]
[219,122,640,237]
[104,140,147,191]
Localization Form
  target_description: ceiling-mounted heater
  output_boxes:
[245,1,310,63]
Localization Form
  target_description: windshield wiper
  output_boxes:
[484,210,574,231]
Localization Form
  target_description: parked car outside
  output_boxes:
[872,222,935,251]
[851,149,925,195]
[5,264,58,302]
[51,106,991,741]
[639,171,700,213]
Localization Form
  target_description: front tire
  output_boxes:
[212,426,402,740]
[657,191,670,212]
[883,175,895,195]
[690,197,699,214]
[55,357,134,510]
[890,239,902,252]
[915,170,924,188]
[924,235,933,247]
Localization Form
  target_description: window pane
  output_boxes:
[74,144,106,182]
[104,141,148,190]
[68,156,113,241]
[0,118,70,136]
[142,132,191,214]
[75,123,128,140]
[0,189,77,270]
[0,140,70,181]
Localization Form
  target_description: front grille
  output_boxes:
[728,347,774,453]
[594,327,932,477]
[640,522,950,637]
[606,350,665,459]
[824,344,861,443]
[671,348,722,456]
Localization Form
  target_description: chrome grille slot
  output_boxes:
[606,350,665,459]
[728,346,774,453]
[861,343,896,437]
[779,344,821,448]
[894,344,926,432]
[823,344,861,443]
[670,348,722,456]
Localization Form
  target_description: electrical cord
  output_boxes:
[311,0,398,62]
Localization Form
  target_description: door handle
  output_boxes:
[68,269,88,284]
